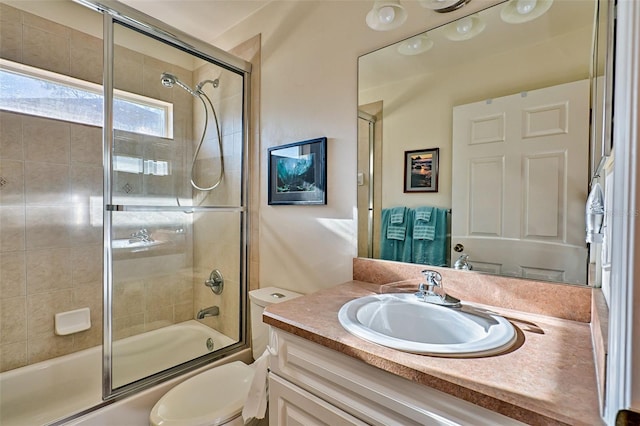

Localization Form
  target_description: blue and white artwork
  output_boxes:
[275,153,316,193]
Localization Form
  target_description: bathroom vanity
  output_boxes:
[264,280,603,425]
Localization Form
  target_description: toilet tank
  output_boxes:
[248,287,301,359]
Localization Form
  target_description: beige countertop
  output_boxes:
[264,280,603,426]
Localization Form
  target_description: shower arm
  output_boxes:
[196,79,219,93]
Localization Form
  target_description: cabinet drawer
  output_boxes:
[269,373,368,426]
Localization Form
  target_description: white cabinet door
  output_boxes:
[452,79,590,283]
[269,373,368,426]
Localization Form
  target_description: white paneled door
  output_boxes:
[451,80,590,284]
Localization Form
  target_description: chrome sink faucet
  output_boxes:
[454,254,473,271]
[416,270,461,308]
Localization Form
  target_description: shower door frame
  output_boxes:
[75,0,253,402]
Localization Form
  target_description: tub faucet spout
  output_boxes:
[196,306,219,319]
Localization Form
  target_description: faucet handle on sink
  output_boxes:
[421,270,442,289]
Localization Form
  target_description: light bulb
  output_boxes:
[377,6,396,24]
[456,17,473,34]
[516,0,537,15]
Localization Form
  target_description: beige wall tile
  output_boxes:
[69,202,103,246]
[72,283,102,336]
[0,251,26,299]
[28,332,74,364]
[113,313,144,340]
[175,276,193,305]
[22,12,70,37]
[0,111,23,160]
[0,341,27,372]
[142,56,173,103]
[0,3,21,22]
[71,164,102,200]
[70,124,102,165]
[0,297,27,344]
[73,281,102,309]
[220,96,236,137]
[0,206,25,252]
[114,45,143,95]
[70,31,102,85]
[144,305,173,332]
[72,319,102,351]
[0,20,23,63]
[26,248,72,294]
[22,25,70,76]
[174,302,192,323]
[112,279,144,318]
[71,246,102,286]
[25,206,72,249]
[23,117,71,164]
[0,159,24,205]
[24,162,70,205]
[27,289,73,336]
[144,275,174,311]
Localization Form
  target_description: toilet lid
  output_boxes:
[150,361,255,426]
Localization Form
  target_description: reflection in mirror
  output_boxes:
[358,0,612,286]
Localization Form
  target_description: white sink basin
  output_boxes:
[338,293,516,357]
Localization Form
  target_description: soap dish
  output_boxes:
[55,308,91,335]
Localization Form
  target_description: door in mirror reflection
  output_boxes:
[452,80,589,284]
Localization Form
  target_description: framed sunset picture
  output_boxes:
[404,148,439,193]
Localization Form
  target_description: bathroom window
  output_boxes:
[0,59,173,138]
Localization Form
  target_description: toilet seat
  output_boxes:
[150,361,255,426]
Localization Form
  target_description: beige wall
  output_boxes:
[210,0,502,294]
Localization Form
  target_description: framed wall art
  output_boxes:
[404,148,439,193]
[268,137,327,205]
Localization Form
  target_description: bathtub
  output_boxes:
[0,320,237,426]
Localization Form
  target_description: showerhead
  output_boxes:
[160,72,177,88]
[160,72,197,97]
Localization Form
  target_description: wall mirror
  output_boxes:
[357,0,613,286]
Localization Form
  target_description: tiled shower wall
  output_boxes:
[0,4,197,371]
[0,111,104,372]
[191,62,244,341]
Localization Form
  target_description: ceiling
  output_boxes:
[359,0,596,91]
[118,0,272,43]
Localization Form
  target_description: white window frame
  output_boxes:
[0,58,173,138]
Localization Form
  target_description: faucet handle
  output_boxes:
[421,270,442,288]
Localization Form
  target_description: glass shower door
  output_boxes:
[105,19,248,394]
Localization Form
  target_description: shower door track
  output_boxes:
[106,205,246,213]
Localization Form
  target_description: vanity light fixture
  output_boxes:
[443,13,486,41]
[366,0,408,31]
[418,0,472,13]
[500,0,553,24]
[397,34,434,55]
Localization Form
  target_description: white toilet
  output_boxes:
[149,287,301,426]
